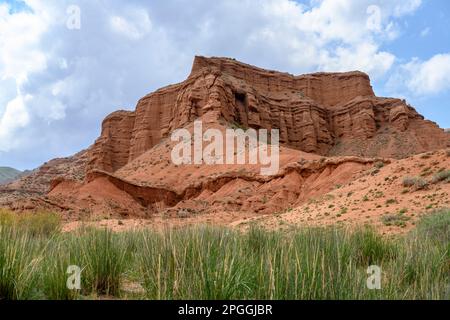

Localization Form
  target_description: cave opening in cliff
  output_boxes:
[235,92,246,104]
[234,92,249,127]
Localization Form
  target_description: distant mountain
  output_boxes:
[0,167,22,184]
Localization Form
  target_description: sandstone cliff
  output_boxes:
[87,56,449,173]
[2,56,449,221]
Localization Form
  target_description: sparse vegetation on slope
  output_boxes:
[0,209,449,300]
[403,176,428,190]
[381,213,410,228]
[431,170,450,184]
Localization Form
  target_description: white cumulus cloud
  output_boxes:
[110,9,152,40]
[388,54,450,96]
[0,93,31,152]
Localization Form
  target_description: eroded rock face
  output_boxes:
[0,150,89,209]
[87,111,135,173]
[389,104,410,131]
[4,150,88,195]
[87,56,449,174]
[3,56,450,219]
[331,98,377,139]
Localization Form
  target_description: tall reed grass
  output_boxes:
[0,209,448,300]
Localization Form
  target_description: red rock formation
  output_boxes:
[3,150,88,195]
[0,150,88,209]
[87,56,449,174]
[3,56,449,220]
[87,111,135,173]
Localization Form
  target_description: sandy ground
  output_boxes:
[233,149,450,235]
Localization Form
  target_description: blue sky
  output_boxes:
[375,0,450,126]
[0,0,449,170]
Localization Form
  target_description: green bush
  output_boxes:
[402,176,428,190]
[386,199,397,205]
[381,213,410,227]
[431,170,450,184]
[374,162,385,169]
